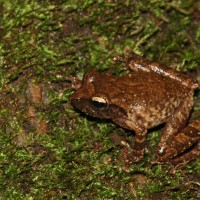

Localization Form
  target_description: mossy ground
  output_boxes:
[0,0,200,199]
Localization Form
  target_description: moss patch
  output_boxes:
[0,0,200,199]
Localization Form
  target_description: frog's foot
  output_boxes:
[113,54,139,72]
[113,56,127,63]
[66,76,82,90]
[109,133,144,162]
[109,133,133,150]
[168,140,200,166]
[120,138,145,163]
[123,149,144,163]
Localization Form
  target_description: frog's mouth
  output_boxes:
[112,118,136,131]
[71,98,110,119]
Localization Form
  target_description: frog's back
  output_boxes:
[128,72,190,127]
[103,71,188,105]
[99,71,191,128]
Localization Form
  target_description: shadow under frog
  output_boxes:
[70,54,200,166]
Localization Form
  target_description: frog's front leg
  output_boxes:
[118,119,147,162]
[123,130,147,163]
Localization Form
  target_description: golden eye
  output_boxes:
[91,97,108,110]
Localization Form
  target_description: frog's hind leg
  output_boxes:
[155,119,200,164]
[156,92,194,161]
[169,140,200,166]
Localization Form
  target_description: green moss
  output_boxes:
[0,0,199,199]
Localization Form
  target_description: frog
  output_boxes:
[70,53,200,166]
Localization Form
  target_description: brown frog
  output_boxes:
[70,54,200,166]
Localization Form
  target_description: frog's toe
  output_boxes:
[122,149,144,163]
[126,154,143,163]
[150,159,160,164]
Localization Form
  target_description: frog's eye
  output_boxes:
[91,97,108,110]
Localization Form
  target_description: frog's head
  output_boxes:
[70,71,127,122]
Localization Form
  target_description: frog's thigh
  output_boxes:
[157,92,194,154]
[156,119,200,163]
